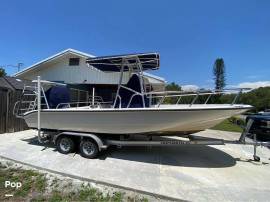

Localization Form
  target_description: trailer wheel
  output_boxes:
[253,155,260,162]
[56,136,75,154]
[80,139,99,159]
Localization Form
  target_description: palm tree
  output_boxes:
[213,58,226,90]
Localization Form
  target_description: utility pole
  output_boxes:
[17,63,23,72]
[8,63,24,72]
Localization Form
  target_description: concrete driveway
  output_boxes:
[0,129,270,201]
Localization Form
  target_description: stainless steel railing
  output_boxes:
[114,87,251,108]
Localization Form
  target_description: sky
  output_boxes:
[0,0,270,89]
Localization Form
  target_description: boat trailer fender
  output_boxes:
[53,132,105,151]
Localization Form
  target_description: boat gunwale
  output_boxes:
[22,104,253,116]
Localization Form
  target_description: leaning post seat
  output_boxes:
[114,74,149,108]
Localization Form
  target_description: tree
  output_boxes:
[239,87,270,112]
[217,87,270,112]
[164,82,181,104]
[0,67,7,77]
[213,58,226,90]
[165,82,181,91]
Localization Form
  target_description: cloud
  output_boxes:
[246,75,261,79]
[180,81,270,92]
[236,81,270,89]
[181,85,199,91]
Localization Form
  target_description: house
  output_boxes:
[14,49,166,102]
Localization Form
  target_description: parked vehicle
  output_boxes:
[246,113,270,141]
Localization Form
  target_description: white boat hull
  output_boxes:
[22,104,252,135]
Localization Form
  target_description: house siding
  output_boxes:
[17,53,130,85]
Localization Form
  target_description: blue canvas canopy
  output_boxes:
[86,53,159,72]
[45,86,70,108]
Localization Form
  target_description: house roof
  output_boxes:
[0,77,12,90]
[13,48,95,77]
[143,72,166,83]
[13,48,165,84]
[0,76,33,90]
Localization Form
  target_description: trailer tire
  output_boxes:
[56,136,75,154]
[80,139,99,159]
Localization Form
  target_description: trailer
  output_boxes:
[34,117,268,161]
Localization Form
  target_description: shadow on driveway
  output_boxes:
[21,136,56,150]
[22,136,236,168]
[101,145,236,168]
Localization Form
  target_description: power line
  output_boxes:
[0,63,24,72]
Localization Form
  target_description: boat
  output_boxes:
[15,53,252,135]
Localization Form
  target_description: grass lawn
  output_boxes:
[0,162,47,201]
[0,161,148,202]
[211,119,243,133]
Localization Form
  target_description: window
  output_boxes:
[69,58,80,66]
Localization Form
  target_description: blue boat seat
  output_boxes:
[115,74,149,108]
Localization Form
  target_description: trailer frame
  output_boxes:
[44,118,270,160]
